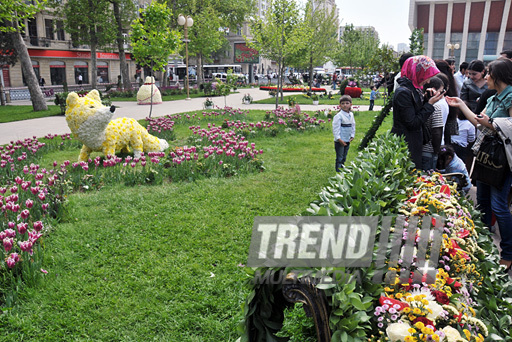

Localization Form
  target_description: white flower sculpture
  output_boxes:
[65,90,169,161]
[137,76,162,105]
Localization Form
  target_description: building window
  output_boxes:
[27,18,38,46]
[50,61,66,85]
[432,33,445,60]
[503,32,512,50]
[423,33,429,54]
[97,61,109,83]
[237,26,242,36]
[56,21,65,41]
[45,19,54,40]
[484,32,498,56]
[466,32,480,62]
[74,61,89,84]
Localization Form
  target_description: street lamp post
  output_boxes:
[446,43,460,59]
[178,14,193,100]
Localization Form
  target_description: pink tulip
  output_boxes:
[3,237,13,252]
[33,221,43,231]
[18,240,33,252]
[10,186,18,193]
[20,209,30,220]
[42,203,49,211]
[17,222,28,235]
[14,176,23,184]
[12,204,20,213]
[28,231,42,242]
[25,199,34,208]
[38,192,46,201]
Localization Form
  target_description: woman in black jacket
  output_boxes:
[392,56,445,168]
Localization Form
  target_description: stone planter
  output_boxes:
[205,105,213,110]
[313,100,319,105]
[244,100,251,105]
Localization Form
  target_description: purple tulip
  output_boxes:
[3,237,13,252]
[20,209,30,220]
[33,221,43,232]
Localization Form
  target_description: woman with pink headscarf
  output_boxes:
[391,56,445,168]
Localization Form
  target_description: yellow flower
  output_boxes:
[404,307,411,313]
[408,328,417,334]
[414,322,425,330]
[421,299,429,305]
[432,334,440,342]
[463,329,471,340]
[396,293,403,299]
[413,308,422,315]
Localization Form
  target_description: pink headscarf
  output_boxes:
[401,56,440,89]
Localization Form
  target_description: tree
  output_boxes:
[367,43,398,75]
[54,0,116,89]
[409,28,424,55]
[166,0,256,87]
[248,0,300,108]
[130,2,180,75]
[110,0,137,90]
[333,24,361,74]
[130,1,180,116]
[0,30,18,106]
[297,0,339,90]
[0,1,48,111]
[333,24,380,76]
[186,6,226,85]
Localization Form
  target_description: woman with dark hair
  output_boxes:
[421,76,445,170]
[392,56,444,168]
[450,111,476,171]
[446,58,512,272]
[460,60,488,112]
[435,59,461,144]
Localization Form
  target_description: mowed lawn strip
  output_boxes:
[0,110,392,341]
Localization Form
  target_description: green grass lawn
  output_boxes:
[0,105,62,123]
[0,109,393,341]
[254,94,387,106]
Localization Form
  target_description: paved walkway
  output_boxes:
[0,87,381,145]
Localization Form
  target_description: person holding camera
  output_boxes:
[391,56,444,169]
[421,76,446,170]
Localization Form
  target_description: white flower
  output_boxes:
[386,322,411,342]
[440,326,462,342]
[426,300,444,320]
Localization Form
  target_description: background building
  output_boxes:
[409,0,512,64]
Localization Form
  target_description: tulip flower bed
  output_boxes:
[152,107,248,125]
[219,107,328,138]
[259,85,327,93]
[242,133,512,341]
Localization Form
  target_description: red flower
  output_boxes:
[431,290,450,305]
[446,277,462,289]
[379,296,409,311]
[447,240,470,260]
[412,317,435,329]
[440,184,451,196]
[457,229,470,239]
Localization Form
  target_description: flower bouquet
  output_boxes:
[204,98,213,109]
[242,93,253,104]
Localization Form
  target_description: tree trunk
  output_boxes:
[309,54,313,91]
[112,0,130,90]
[197,53,204,86]
[11,26,47,111]
[88,0,98,89]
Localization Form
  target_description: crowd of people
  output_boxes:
[388,51,512,272]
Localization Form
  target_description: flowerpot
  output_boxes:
[313,100,319,105]
[244,100,251,105]
[205,105,213,109]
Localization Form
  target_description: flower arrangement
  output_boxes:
[260,85,327,93]
[204,98,214,108]
[242,94,253,104]
[311,93,319,101]
[269,90,276,97]
[287,96,296,107]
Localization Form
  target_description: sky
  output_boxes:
[335,0,412,50]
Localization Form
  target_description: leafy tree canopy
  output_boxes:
[0,0,47,32]
[130,1,180,72]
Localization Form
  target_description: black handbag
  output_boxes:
[473,134,508,189]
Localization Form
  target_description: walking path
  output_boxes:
[0,87,381,145]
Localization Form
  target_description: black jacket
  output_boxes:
[391,77,435,168]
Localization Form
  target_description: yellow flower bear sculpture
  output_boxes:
[65,90,169,162]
